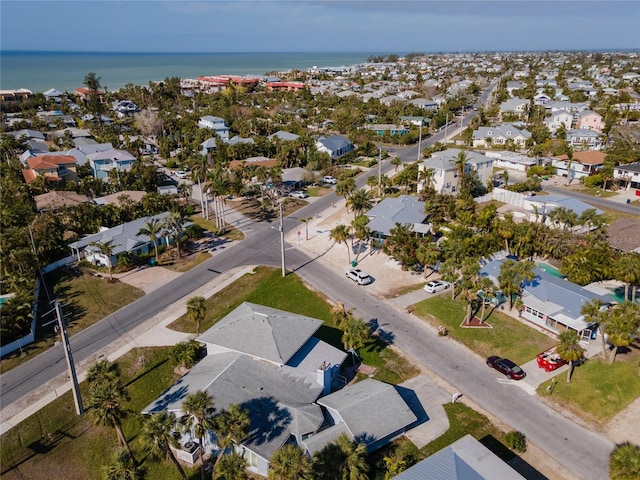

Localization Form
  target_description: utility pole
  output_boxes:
[279,201,286,277]
[417,120,423,162]
[55,301,84,415]
[444,112,449,143]
[377,147,382,195]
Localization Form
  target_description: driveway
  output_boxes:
[115,265,183,294]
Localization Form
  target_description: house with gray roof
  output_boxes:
[268,130,300,142]
[87,148,136,180]
[472,124,531,149]
[366,195,431,238]
[392,434,526,480]
[479,259,611,341]
[142,302,419,477]
[418,149,493,195]
[315,134,354,160]
[499,97,528,119]
[68,212,182,266]
[197,115,230,141]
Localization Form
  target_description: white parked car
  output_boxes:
[346,268,372,285]
[290,190,309,199]
[423,280,450,294]
[322,175,337,184]
[175,170,188,179]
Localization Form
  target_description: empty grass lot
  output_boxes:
[538,350,640,424]
[413,295,555,364]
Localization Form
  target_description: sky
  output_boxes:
[1,0,639,53]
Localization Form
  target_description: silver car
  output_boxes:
[346,268,372,285]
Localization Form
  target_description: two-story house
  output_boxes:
[22,154,78,184]
[614,161,640,189]
[551,151,606,180]
[472,124,531,148]
[418,149,493,195]
[86,148,137,180]
[565,129,603,150]
[197,115,230,141]
[575,110,604,132]
[544,109,573,134]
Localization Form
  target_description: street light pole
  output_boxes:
[279,201,286,277]
[55,301,83,415]
[417,120,423,162]
[377,147,382,195]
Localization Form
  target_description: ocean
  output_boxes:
[0,51,373,94]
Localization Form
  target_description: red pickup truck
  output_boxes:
[536,345,567,372]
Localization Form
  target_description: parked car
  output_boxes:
[322,175,337,184]
[486,356,526,380]
[536,345,568,372]
[175,170,188,179]
[423,280,450,294]
[290,190,309,199]
[346,268,372,285]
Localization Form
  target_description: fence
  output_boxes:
[0,278,41,358]
[42,255,76,274]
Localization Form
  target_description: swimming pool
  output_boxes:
[538,263,565,278]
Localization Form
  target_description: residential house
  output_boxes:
[68,212,182,265]
[392,434,526,480]
[86,148,137,180]
[472,123,531,148]
[0,88,33,102]
[408,98,438,110]
[499,97,528,119]
[365,195,431,239]
[480,258,611,341]
[533,93,552,106]
[566,129,603,150]
[22,154,78,184]
[315,135,354,160]
[93,190,147,207]
[606,218,640,253]
[506,81,525,96]
[34,191,91,213]
[544,109,573,134]
[365,124,410,136]
[142,302,418,477]
[268,131,300,142]
[266,81,307,92]
[197,115,230,141]
[418,149,493,195]
[575,110,604,132]
[613,161,640,189]
[551,151,606,180]
[483,151,538,172]
[224,135,254,146]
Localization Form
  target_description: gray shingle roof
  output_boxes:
[316,134,352,152]
[268,131,300,141]
[196,302,322,364]
[366,195,429,237]
[317,378,417,446]
[392,434,526,480]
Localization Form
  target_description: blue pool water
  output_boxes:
[538,263,565,278]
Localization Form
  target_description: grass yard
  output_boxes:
[1,268,145,374]
[168,266,418,384]
[537,352,640,424]
[162,251,211,272]
[0,347,199,480]
[413,295,555,364]
[189,214,244,241]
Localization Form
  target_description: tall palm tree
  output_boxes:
[346,189,372,222]
[331,301,354,330]
[215,451,249,480]
[605,302,640,363]
[415,242,440,278]
[212,404,251,474]
[614,253,640,302]
[137,217,164,263]
[439,259,460,300]
[477,276,496,322]
[300,216,313,241]
[366,174,380,197]
[89,239,118,281]
[335,177,356,203]
[268,443,311,480]
[451,150,468,193]
[182,390,216,480]
[341,317,370,364]
[609,442,640,480]
[556,330,585,383]
[87,359,121,386]
[186,296,207,336]
[163,210,186,258]
[330,224,351,264]
[336,434,369,480]
[205,169,231,232]
[459,259,481,324]
[88,380,133,457]
[105,448,142,480]
[498,259,534,310]
[140,411,188,480]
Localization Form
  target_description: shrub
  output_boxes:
[165,159,178,169]
[505,430,527,453]
[185,224,205,239]
[583,174,603,188]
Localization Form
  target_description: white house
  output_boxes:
[418,149,493,195]
[566,129,603,150]
[472,124,531,148]
[197,115,230,141]
[544,109,573,134]
[315,135,354,160]
[613,161,640,189]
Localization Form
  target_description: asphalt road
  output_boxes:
[0,83,614,479]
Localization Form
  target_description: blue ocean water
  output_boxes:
[0,51,372,93]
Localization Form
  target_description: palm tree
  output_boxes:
[140,411,188,480]
[215,451,249,480]
[330,224,351,264]
[347,189,372,222]
[581,299,607,359]
[87,359,121,386]
[614,253,640,302]
[459,259,481,324]
[335,177,356,202]
[341,317,370,364]
[89,239,118,281]
[366,174,380,197]
[336,434,369,480]
[609,442,640,480]
[105,448,142,480]
[181,390,216,480]
[212,404,251,474]
[137,217,164,263]
[163,210,186,258]
[556,330,585,383]
[391,157,401,172]
[605,302,640,363]
[351,215,371,263]
[88,380,133,457]
[477,276,496,322]
[205,169,231,232]
[498,259,534,310]
[417,166,435,194]
[415,242,440,278]
[331,301,354,330]
[300,216,313,241]
[268,443,311,480]
[186,296,207,336]
[439,259,460,300]
[451,150,468,193]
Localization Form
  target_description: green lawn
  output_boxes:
[1,268,145,374]
[537,355,640,424]
[0,347,201,480]
[413,295,554,364]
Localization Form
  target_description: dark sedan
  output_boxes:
[486,356,526,380]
